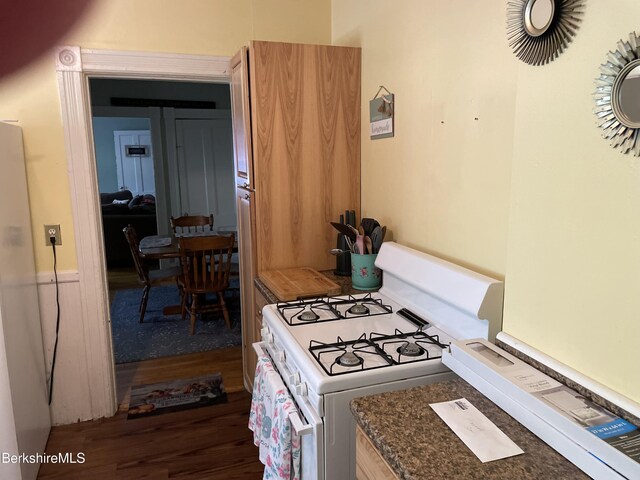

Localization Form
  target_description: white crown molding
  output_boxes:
[61,46,231,81]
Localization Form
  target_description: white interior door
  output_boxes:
[174,117,236,228]
[114,130,155,196]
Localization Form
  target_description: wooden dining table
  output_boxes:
[139,230,238,260]
[139,230,238,315]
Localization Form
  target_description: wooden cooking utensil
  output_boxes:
[364,236,373,254]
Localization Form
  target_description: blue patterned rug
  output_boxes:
[110,283,242,364]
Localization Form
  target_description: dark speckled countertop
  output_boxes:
[351,379,589,480]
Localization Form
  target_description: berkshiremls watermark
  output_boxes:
[2,452,85,464]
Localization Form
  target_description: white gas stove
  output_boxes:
[255,242,504,479]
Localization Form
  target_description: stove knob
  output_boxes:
[289,372,300,385]
[295,382,308,397]
[262,331,274,343]
[275,351,285,362]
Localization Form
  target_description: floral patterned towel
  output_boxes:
[248,354,301,480]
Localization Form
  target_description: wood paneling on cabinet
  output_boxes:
[237,187,257,391]
[356,425,399,480]
[231,41,360,390]
[249,41,361,273]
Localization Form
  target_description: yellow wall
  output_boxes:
[505,1,640,402]
[333,0,517,278]
[333,1,640,403]
[0,0,331,271]
[2,0,638,409]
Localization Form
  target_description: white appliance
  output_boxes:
[443,339,639,480]
[0,123,51,480]
[254,241,504,479]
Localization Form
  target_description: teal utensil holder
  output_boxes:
[351,253,381,290]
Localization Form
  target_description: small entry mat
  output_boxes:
[128,373,227,419]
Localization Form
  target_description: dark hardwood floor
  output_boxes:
[39,267,262,479]
[38,348,262,479]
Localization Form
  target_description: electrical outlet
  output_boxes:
[45,224,62,246]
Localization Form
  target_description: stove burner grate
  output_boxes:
[309,334,393,376]
[277,293,392,325]
[328,293,393,318]
[277,298,340,325]
[370,328,448,364]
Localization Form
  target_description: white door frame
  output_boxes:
[54,46,231,419]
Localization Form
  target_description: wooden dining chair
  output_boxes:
[178,234,235,335]
[170,214,214,235]
[123,225,183,322]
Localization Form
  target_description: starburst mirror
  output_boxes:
[594,32,640,156]
[507,0,585,66]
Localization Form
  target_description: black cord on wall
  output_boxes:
[48,238,61,405]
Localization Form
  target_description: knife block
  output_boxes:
[334,234,351,276]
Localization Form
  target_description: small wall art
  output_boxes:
[370,85,394,140]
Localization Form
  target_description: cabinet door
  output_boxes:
[237,186,257,392]
[230,47,253,188]
[356,426,399,480]
[250,41,361,272]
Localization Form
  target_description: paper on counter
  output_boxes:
[430,397,524,463]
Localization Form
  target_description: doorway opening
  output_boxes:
[55,46,240,420]
[88,78,241,405]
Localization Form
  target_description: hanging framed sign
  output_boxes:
[370,85,394,139]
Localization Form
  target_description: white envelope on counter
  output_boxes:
[430,398,524,463]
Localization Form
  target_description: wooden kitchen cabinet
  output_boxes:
[230,41,361,391]
[356,425,399,480]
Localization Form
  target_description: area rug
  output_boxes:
[127,373,227,418]
[110,283,242,364]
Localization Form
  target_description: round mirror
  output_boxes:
[594,32,640,156]
[613,61,640,128]
[525,0,555,37]
[507,0,584,66]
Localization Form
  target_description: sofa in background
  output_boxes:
[100,190,158,268]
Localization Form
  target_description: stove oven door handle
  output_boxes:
[252,342,314,437]
[288,411,313,436]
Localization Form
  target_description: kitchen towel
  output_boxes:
[249,354,301,480]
